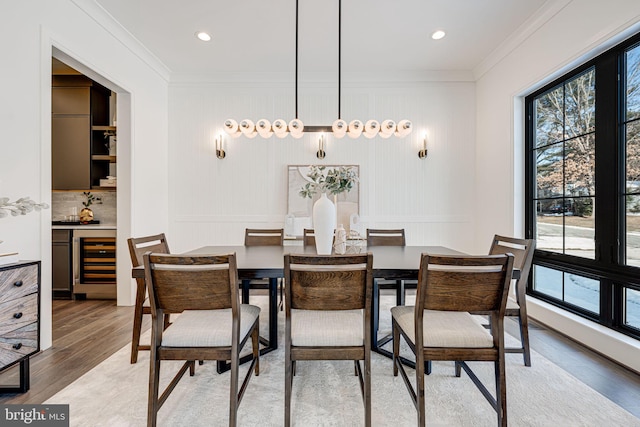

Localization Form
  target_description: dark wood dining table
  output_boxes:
[132,245,519,366]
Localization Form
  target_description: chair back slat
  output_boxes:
[128,233,169,267]
[285,254,373,311]
[144,253,237,313]
[366,229,406,246]
[489,235,535,288]
[303,228,335,248]
[244,228,284,246]
[417,254,514,313]
[303,228,316,247]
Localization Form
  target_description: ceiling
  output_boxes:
[94,0,550,77]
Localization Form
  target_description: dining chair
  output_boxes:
[366,228,410,349]
[302,228,316,247]
[488,234,535,366]
[144,252,260,427]
[303,228,336,248]
[243,228,285,310]
[284,253,373,427]
[127,233,171,364]
[391,253,514,427]
[244,228,284,246]
[366,228,408,304]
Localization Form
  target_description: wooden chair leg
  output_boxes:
[253,324,260,376]
[365,352,371,427]
[285,347,292,427]
[147,348,160,427]
[518,311,532,367]
[416,353,426,427]
[131,280,146,364]
[229,353,239,427]
[495,355,507,427]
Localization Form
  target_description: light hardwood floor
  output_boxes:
[1,298,640,419]
[0,299,142,404]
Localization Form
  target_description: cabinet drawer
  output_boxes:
[0,264,38,304]
[0,322,38,369]
[0,294,38,336]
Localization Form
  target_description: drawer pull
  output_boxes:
[13,312,23,319]
[13,280,23,287]
[13,343,22,350]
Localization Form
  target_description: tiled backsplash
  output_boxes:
[51,191,117,225]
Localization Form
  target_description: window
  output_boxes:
[526,33,640,339]
[534,69,595,259]
[624,44,640,267]
[533,265,600,315]
[625,288,640,329]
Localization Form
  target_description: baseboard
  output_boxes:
[527,297,640,374]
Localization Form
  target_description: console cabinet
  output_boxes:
[0,261,40,393]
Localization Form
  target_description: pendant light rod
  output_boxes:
[223,0,413,141]
[295,0,299,119]
[296,0,341,120]
[338,0,341,120]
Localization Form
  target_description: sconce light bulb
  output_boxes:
[418,136,428,159]
[317,134,326,159]
[216,135,226,159]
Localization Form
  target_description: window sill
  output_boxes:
[527,296,640,374]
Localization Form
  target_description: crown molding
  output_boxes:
[169,70,474,85]
[473,0,572,80]
[70,0,171,82]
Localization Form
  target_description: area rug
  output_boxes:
[45,296,640,426]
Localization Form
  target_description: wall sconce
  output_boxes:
[418,136,428,159]
[316,134,326,159]
[216,135,226,159]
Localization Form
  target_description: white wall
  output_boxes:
[475,0,640,371]
[0,0,170,349]
[167,79,478,254]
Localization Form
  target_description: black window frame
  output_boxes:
[525,31,640,341]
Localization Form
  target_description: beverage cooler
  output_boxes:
[72,229,117,299]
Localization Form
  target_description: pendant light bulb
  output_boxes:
[332,119,347,138]
[256,119,274,138]
[347,120,363,138]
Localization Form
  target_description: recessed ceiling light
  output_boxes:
[195,31,211,42]
[431,30,446,40]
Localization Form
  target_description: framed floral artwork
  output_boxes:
[286,165,359,235]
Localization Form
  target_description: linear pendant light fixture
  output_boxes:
[224,0,412,141]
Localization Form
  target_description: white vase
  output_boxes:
[313,193,336,255]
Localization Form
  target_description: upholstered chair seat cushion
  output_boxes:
[291,309,363,346]
[161,304,260,347]
[391,305,493,348]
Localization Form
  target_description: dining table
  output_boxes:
[132,244,519,369]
